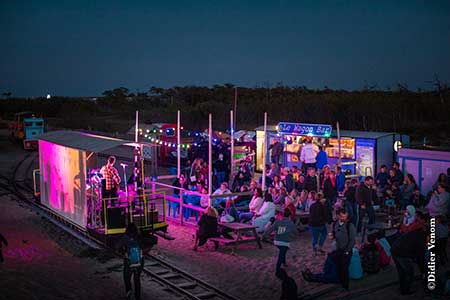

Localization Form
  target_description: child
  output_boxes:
[263,208,296,271]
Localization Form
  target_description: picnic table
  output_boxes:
[295,210,310,225]
[210,222,262,254]
[361,221,400,243]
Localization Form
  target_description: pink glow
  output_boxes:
[39,140,87,227]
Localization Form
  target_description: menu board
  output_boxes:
[356,139,376,176]
[326,138,355,159]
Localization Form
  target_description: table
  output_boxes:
[361,221,400,243]
[295,210,310,225]
[211,222,262,254]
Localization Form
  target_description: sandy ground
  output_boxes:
[0,129,448,300]
[153,219,450,300]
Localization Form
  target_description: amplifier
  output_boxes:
[107,207,126,229]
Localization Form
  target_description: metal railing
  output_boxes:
[148,181,252,225]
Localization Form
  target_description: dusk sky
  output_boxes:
[1,0,449,97]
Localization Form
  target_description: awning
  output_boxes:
[37,130,132,153]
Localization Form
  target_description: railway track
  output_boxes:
[2,153,240,300]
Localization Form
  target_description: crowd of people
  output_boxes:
[168,138,450,298]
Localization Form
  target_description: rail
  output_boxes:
[149,181,252,225]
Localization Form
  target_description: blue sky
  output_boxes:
[1,0,449,96]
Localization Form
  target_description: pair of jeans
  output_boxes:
[169,194,180,218]
[184,195,200,221]
[393,256,415,294]
[123,261,142,300]
[357,206,375,233]
[216,171,226,187]
[276,246,289,271]
[239,212,255,223]
[333,250,352,289]
[311,225,327,249]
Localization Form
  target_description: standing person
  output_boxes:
[171,175,188,218]
[100,156,121,205]
[344,179,358,226]
[391,226,427,295]
[355,176,377,233]
[263,208,297,271]
[300,139,319,171]
[120,223,144,300]
[193,206,219,251]
[375,165,389,196]
[0,233,8,263]
[309,194,328,256]
[335,166,346,193]
[329,208,356,290]
[323,170,338,224]
[214,154,228,189]
[284,168,295,193]
[304,168,319,192]
[276,268,298,300]
[315,146,328,171]
[270,138,284,165]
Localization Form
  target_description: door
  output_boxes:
[421,160,450,194]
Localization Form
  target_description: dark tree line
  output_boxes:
[1,84,449,146]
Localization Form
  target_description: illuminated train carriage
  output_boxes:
[10,111,45,149]
[33,131,167,245]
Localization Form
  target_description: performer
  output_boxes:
[100,156,121,204]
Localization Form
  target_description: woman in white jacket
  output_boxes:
[253,194,276,232]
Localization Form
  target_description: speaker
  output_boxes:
[107,207,126,229]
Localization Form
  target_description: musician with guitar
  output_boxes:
[101,156,121,206]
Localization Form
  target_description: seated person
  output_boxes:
[399,205,419,234]
[193,206,219,251]
[240,188,264,223]
[234,185,252,208]
[212,182,232,207]
[253,194,276,233]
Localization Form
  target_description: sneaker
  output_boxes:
[317,248,326,254]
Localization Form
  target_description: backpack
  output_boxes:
[349,248,363,279]
[332,220,352,250]
[127,238,143,268]
[360,243,380,274]
[375,238,391,267]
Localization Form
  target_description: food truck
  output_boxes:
[256,122,409,178]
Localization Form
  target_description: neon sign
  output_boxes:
[277,122,332,137]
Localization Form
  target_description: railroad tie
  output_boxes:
[195,291,217,299]
[153,269,170,275]
[160,272,182,280]
[176,282,197,289]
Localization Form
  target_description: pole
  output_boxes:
[135,110,139,143]
[234,87,237,126]
[337,121,342,166]
[177,110,181,178]
[262,112,267,191]
[230,110,234,183]
[208,113,213,206]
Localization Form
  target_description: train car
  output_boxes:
[10,111,45,149]
[33,130,167,245]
